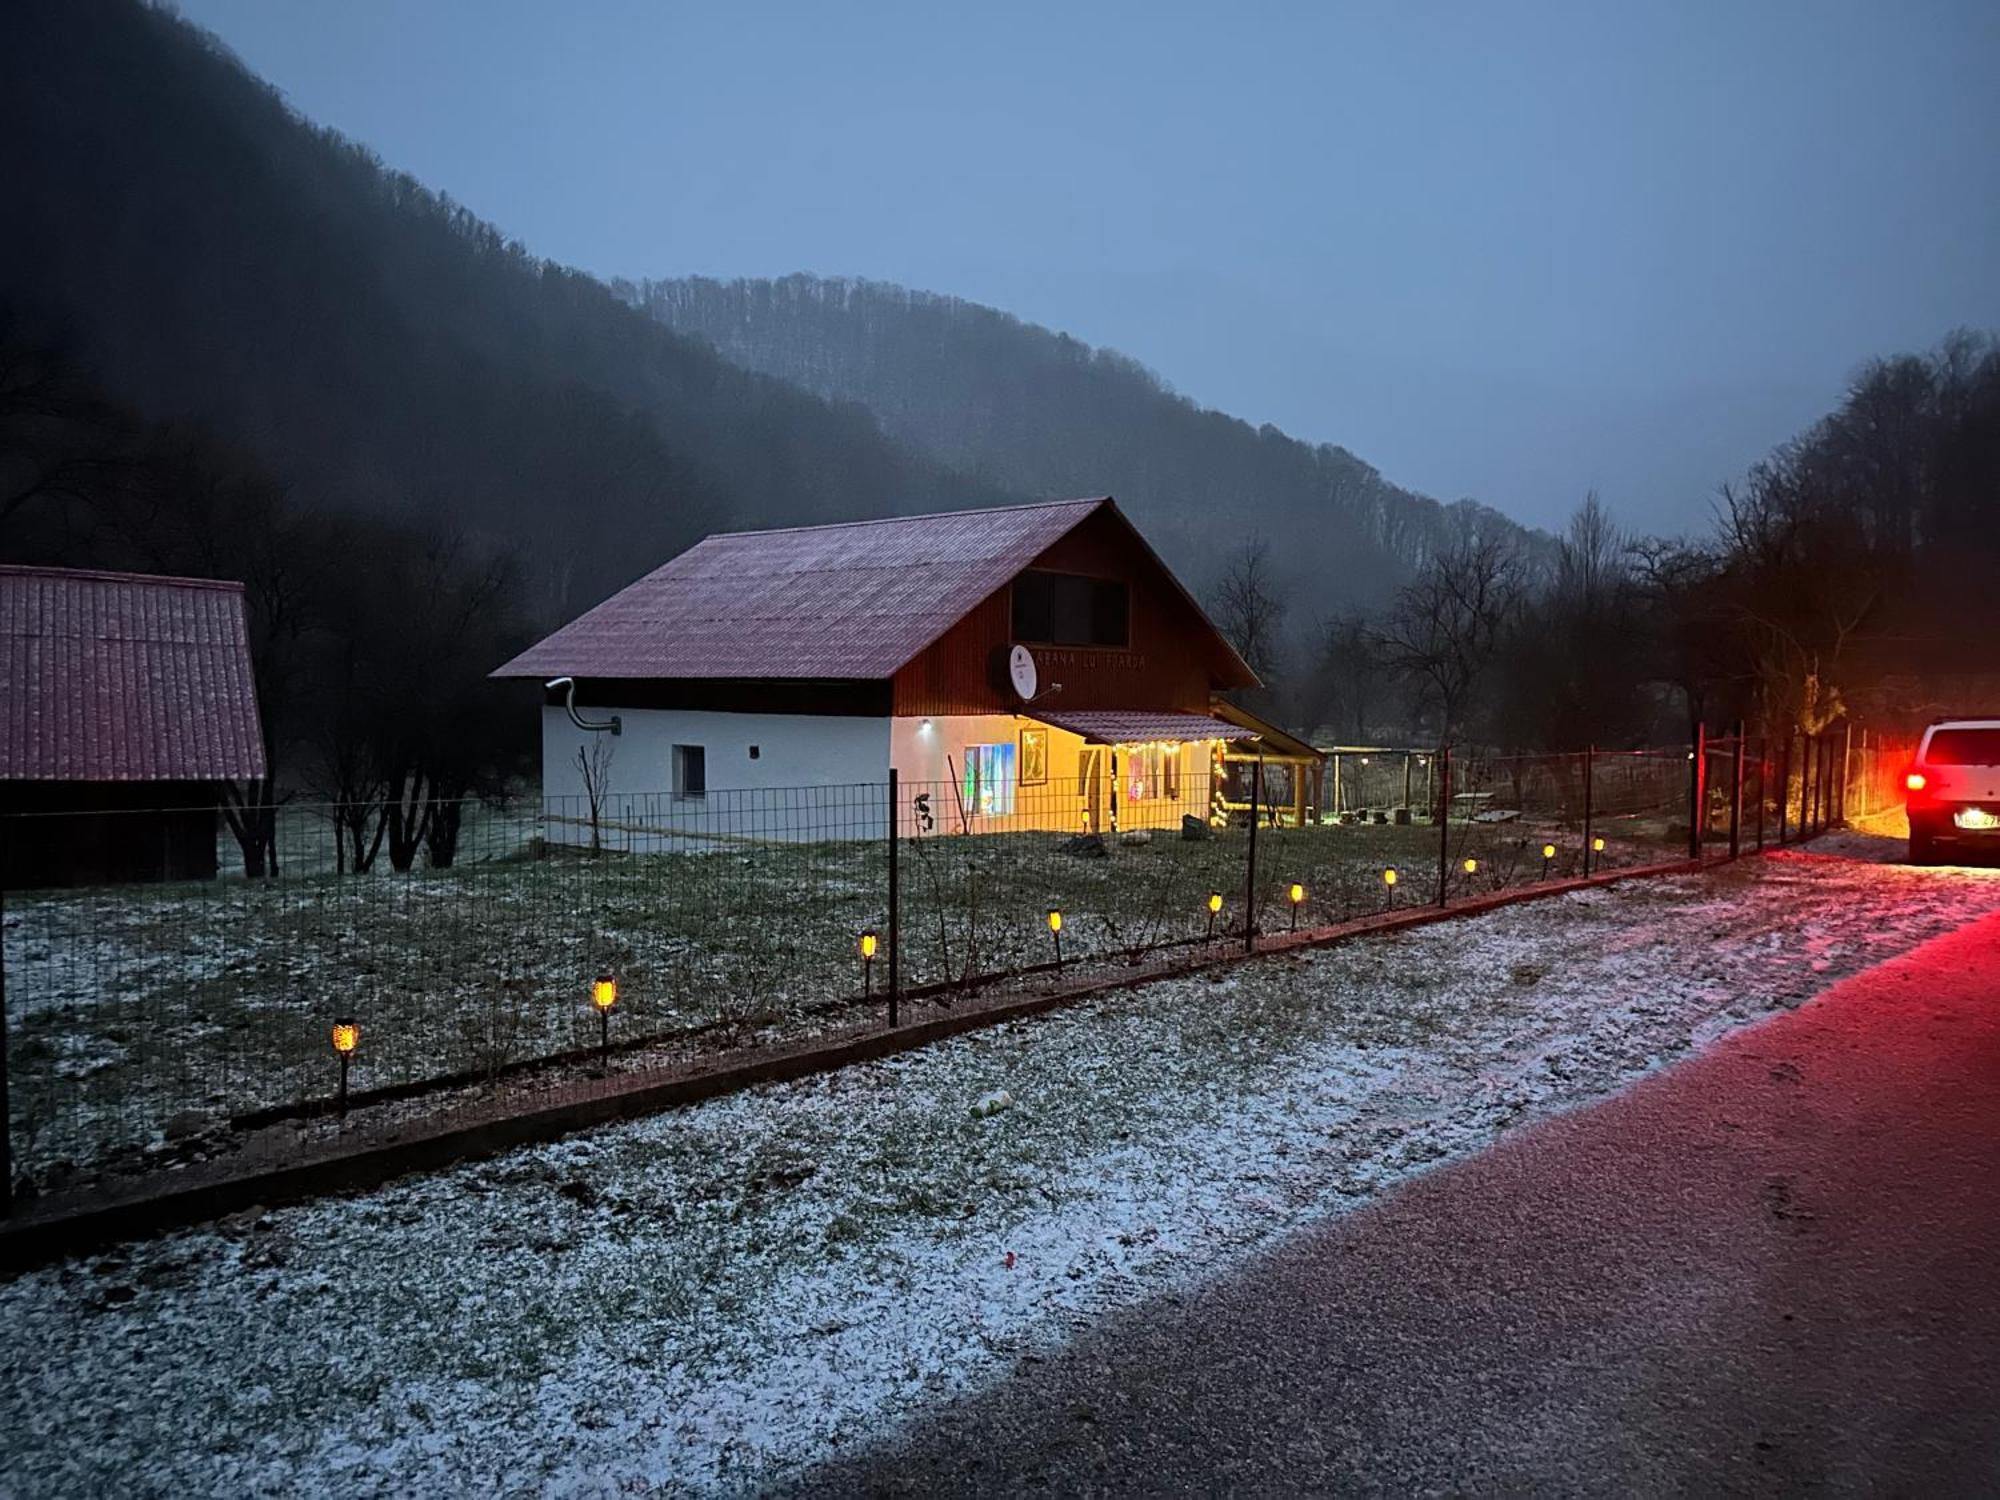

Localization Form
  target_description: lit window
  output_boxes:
[963,743,1017,816]
[673,744,706,798]
[1126,744,1182,803]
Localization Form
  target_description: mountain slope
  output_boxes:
[628,275,1544,609]
[0,1,1007,616]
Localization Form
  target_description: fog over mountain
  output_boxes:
[630,275,1543,609]
[0,0,1008,618]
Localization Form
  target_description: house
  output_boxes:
[0,565,267,887]
[492,497,1297,845]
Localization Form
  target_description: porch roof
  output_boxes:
[1033,709,1259,746]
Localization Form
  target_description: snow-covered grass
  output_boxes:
[3,812,1675,1182]
[4,836,1997,1496]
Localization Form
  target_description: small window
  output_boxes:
[1011,571,1129,648]
[674,744,707,797]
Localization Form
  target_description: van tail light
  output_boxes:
[1905,770,1927,793]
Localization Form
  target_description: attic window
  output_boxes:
[1012,571,1129,648]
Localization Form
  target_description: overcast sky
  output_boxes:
[176,0,2000,535]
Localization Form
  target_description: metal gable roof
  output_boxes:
[0,565,268,782]
[494,498,1118,682]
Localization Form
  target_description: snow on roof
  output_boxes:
[0,564,267,782]
[1035,710,1260,746]
[495,497,1149,682]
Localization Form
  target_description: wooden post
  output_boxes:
[887,768,900,1028]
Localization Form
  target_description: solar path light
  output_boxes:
[330,1019,359,1117]
[591,971,617,1070]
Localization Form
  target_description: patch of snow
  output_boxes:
[2,847,1997,1495]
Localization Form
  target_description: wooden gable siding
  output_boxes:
[892,506,1219,717]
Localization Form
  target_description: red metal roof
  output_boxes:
[495,498,1134,682]
[1035,710,1261,746]
[1,565,267,782]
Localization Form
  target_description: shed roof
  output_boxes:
[493,497,1254,686]
[0,565,267,782]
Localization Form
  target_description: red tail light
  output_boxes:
[1905,770,1927,793]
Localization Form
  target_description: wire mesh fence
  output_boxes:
[0,729,1862,1204]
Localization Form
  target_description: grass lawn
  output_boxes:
[2,839,1995,1495]
[3,800,1683,1185]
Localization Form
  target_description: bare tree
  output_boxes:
[1208,537,1288,711]
[574,735,616,854]
[1375,534,1521,742]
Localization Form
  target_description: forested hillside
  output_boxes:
[0,0,1005,617]
[629,275,1544,608]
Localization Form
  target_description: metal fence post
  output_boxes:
[1755,737,1767,852]
[1243,755,1261,953]
[1777,734,1792,845]
[1581,744,1595,876]
[1799,732,1815,838]
[1838,721,1854,826]
[886,768,900,1028]
[1687,722,1706,861]
[1728,720,1745,860]
[1436,744,1452,906]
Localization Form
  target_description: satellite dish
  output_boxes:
[1008,644,1038,701]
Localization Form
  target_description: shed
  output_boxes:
[1,565,267,887]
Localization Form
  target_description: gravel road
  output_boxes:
[820,908,2000,1496]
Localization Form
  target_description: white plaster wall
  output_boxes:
[540,706,890,850]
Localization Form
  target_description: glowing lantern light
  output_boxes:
[591,971,617,1071]
[1206,891,1224,940]
[1383,868,1398,886]
[1047,908,1065,977]
[1592,836,1606,853]
[330,1018,359,1117]
[1542,843,1557,860]
[1288,882,1305,931]
[1462,857,1478,875]
[859,929,879,999]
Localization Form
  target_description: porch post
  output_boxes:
[886,768,900,1028]
[1243,755,1262,954]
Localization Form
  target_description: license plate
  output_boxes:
[1954,807,2000,831]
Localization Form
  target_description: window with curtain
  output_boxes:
[962,742,1017,816]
